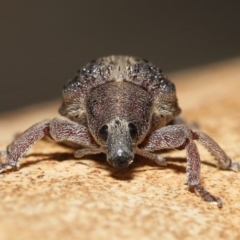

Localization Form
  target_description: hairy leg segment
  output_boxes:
[0,118,100,173]
[138,125,240,207]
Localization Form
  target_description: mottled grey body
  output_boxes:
[1,55,240,207]
[59,56,180,168]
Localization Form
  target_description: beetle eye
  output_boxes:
[99,125,108,141]
[128,123,137,140]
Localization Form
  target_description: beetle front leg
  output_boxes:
[134,148,167,166]
[139,125,222,207]
[0,120,50,172]
[0,118,100,173]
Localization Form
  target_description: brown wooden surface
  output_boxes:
[0,58,240,240]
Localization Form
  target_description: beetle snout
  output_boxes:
[105,118,135,169]
[108,150,133,168]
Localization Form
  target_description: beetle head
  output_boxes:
[99,118,137,168]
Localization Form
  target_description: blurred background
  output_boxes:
[0,1,240,113]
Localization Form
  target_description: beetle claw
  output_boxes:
[229,161,240,172]
[192,185,223,208]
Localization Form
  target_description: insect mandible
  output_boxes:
[1,55,240,207]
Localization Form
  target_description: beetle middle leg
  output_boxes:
[0,118,101,173]
[138,125,230,207]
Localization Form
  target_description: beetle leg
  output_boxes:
[0,118,99,173]
[140,125,223,207]
[0,120,50,172]
[191,130,240,172]
[74,148,103,158]
[134,148,167,166]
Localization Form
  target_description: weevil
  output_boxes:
[0,55,239,207]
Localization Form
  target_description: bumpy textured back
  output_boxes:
[59,56,181,129]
